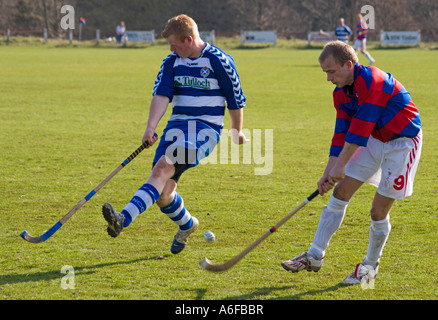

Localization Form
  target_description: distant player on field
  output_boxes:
[102,14,248,254]
[353,13,375,65]
[335,18,352,43]
[281,41,422,285]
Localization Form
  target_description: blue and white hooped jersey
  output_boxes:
[335,25,353,42]
[153,42,246,133]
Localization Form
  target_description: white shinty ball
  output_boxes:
[204,230,215,242]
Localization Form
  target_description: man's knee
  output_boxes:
[332,175,363,201]
[151,156,175,179]
[370,193,394,221]
[333,184,350,201]
[333,178,361,202]
[370,206,388,221]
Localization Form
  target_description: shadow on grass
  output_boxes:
[217,283,347,300]
[0,255,170,286]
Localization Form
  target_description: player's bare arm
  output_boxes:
[318,142,360,195]
[318,156,337,195]
[143,95,169,146]
[229,108,249,144]
[329,141,359,183]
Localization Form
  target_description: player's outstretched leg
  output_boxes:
[103,183,160,237]
[102,203,125,237]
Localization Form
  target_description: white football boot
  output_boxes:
[281,252,324,273]
[341,263,379,285]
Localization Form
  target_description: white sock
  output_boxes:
[364,216,391,268]
[308,194,349,259]
[363,51,374,62]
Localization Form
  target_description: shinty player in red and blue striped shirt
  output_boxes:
[330,61,421,157]
[281,41,422,285]
[353,13,375,65]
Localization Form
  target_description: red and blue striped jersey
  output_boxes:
[330,63,421,157]
[356,21,368,40]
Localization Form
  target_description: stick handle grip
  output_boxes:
[306,189,320,202]
[122,133,158,166]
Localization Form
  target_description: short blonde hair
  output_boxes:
[319,40,358,66]
[161,14,200,42]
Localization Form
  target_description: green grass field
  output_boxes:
[1,39,437,303]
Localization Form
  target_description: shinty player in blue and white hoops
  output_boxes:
[102,14,248,254]
[335,18,353,43]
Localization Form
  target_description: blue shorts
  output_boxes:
[153,120,221,175]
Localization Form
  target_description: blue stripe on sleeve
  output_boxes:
[399,112,422,137]
[334,118,351,133]
[330,145,344,157]
[345,131,369,147]
[153,54,177,100]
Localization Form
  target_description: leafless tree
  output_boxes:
[1,0,437,41]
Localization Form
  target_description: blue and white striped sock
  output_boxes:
[121,183,159,228]
[160,192,193,230]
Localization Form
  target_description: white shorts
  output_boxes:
[354,39,366,51]
[345,130,422,200]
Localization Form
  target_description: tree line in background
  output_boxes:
[1,0,438,41]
